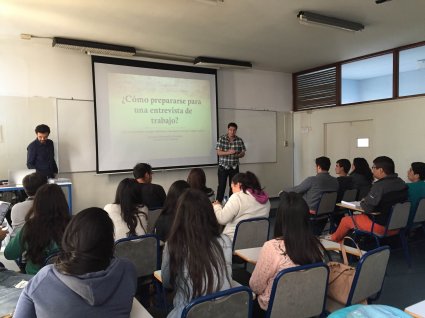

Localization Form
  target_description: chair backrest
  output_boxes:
[413,198,425,223]
[316,192,338,216]
[147,208,162,234]
[387,201,411,231]
[347,246,390,305]
[114,234,160,278]
[181,286,252,318]
[232,217,270,251]
[266,263,329,318]
[342,189,358,202]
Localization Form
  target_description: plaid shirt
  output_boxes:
[216,134,246,169]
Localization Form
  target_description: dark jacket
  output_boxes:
[139,183,166,209]
[360,173,408,226]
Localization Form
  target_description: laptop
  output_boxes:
[7,169,36,186]
[0,201,10,225]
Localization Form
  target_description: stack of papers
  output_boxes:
[341,201,361,208]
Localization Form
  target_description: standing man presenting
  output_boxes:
[27,124,58,179]
[216,122,246,203]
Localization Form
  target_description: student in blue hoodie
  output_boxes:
[13,207,137,318]
[213,171,270,241]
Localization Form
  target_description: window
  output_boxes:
[294,67,337,111]
[341,54,393,104]
[399,45,425,97]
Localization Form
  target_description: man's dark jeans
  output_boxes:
[216,165,239,202]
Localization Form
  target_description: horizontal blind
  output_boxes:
[294,67,337,110]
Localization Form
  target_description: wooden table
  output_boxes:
[234,239,365,265]
[405,300,425,318]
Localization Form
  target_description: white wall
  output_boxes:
[0,38,293,213]
[293,96,425,184]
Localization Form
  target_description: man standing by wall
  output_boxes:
[216,122,246,203]
[27,124,58,179]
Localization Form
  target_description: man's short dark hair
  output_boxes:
[411,162,425,180]
[133,163,152,179]
[373,156,394,175]
[228,122,238,130]
[23,172,47,196]
[315,156,331,171]
[336,159,351,174]
[35,124,50,134]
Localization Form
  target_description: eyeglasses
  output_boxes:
[371,166,377,170]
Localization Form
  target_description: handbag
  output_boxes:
[327,236,363,304]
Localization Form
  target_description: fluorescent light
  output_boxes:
[52,37,136,57]
[194,56,252,69]
[297,11,364,32]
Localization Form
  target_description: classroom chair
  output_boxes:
[352,201,411,266]
[232,217,270,251]
[181,286,252,318]
[326,246,390,313]
[310,191,338,235]
[266,263,329,318]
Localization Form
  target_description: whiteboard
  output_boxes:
[0,96,57,179]
[57,99,96,172]
[218,108,277,164]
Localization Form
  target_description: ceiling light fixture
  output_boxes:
[194,56,252,69]
[297,11,364,32]
[52,37,136,57]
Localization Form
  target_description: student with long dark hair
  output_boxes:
[154,180,190,241]
[13,207,137,318]
[161,189,232,318]
[104,178,147,239]
[350,157,373,199]
[187,168,214,199]
[249,192,325,316]
[213,171,270,240]
[4,184,70,274]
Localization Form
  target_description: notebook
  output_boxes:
[7,169,36,186]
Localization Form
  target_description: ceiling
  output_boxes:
[1,0,425,73]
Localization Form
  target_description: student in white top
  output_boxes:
[104,178,148,240]
[213,171,270,241]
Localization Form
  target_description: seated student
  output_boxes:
[213,171,270,241]
[4,184,70,274]
[406,162,425,226]
[249,192,326,317]
[349,157,373,200]
[331,156,408,242]
[154,180,190,241]
[187,168,215,200]
[133,163,166,209]
[161,189,232,318]
[283,156,339,212]
[104,178,148,240]
[335,158,353,202]
[10,172,46,236]
[13,207,137,318]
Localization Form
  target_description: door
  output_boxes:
[325,120,374,176]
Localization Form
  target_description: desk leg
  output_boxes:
[65,184,72,215]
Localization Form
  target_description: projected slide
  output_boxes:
[93,57,218,173]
